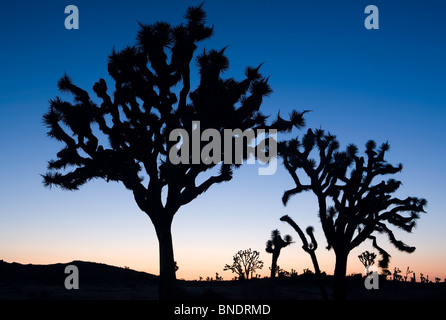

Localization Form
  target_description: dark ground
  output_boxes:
[1,260,445,300]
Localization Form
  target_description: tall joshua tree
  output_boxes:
[42,4,305,299]
[279,128,426,300]
[265,229,293,278]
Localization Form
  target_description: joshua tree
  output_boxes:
[404,266,413,282]
[358,251,376,274]
[420,273,430,283]
[393,267,403,281]
[223,248,264,280]
[42,5,306,299]
[265,229,293,278]
[279,128,426,300]
[280,215,328,300]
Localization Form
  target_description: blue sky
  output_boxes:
[0,0,445,280]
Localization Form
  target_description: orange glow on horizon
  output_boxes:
[2,248,445,283]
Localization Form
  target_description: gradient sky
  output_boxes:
[0,0,445,282]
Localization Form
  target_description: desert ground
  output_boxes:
[1,260,445,300]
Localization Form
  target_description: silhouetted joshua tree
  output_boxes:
[280,215,328,300]
[393,267,403,281]
[265,229,293,278]
[404,266,413,282]
[223,248,264,280]
[279,128,426,300]
[358,251,376,274]
[42,4,306,300]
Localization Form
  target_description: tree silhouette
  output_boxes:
[265,229,293,278]
[358,251,376,273]
[280,215,328,300]
[279,128,426,300]
[42,4,305,299]
[404,266,413,282]
[223,248,264,280]
[393,267,403,281]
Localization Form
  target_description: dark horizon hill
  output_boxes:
[0,259,158,299]
[1,259,445,300]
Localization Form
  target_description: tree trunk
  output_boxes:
[154,219,178,300]
[270,251,279,278]
[308,250,328,300]
[333,251,348,300]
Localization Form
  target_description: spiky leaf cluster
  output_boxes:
[265,229,293,253]
[42,4,306,224]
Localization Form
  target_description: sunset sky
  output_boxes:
[1,0,445,282]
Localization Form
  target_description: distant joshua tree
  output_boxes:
[279,128,427,300]
[275,266,298,278]
[358,251,376,274]
[393,267,403,281]
[420,273,430,283]
[404,267,413,282]
[223,249,264,280]
[265,229,293,278]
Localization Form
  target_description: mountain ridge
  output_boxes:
[0,259,159,299]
